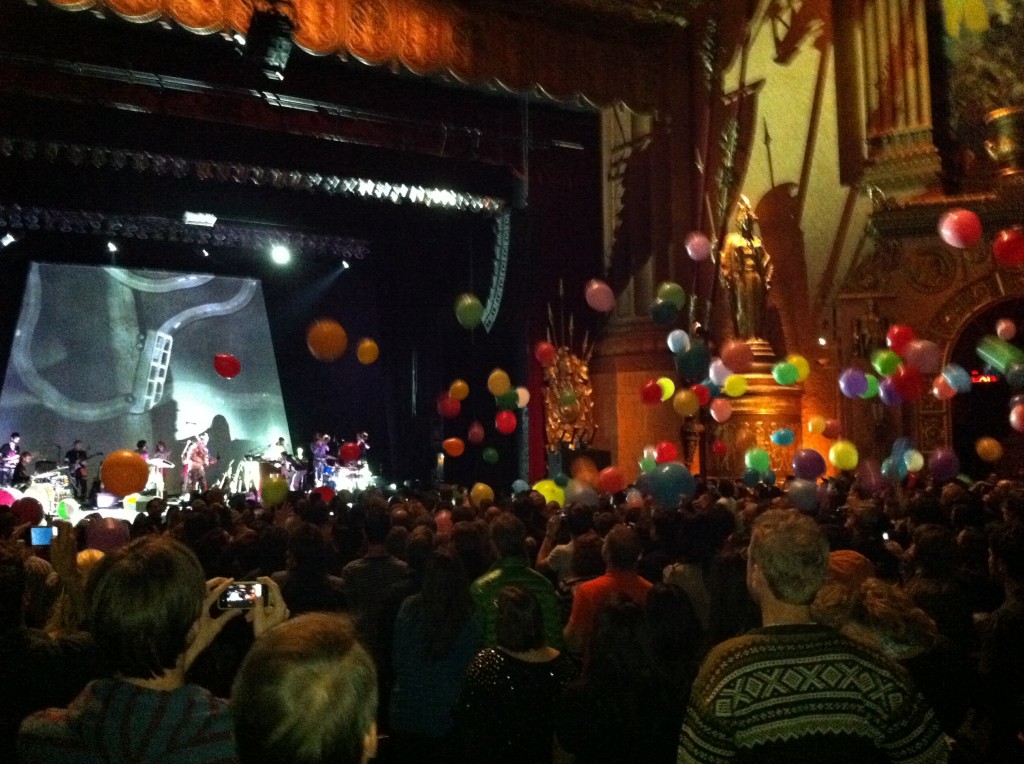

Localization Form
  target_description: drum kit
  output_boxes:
[0,465,74,516]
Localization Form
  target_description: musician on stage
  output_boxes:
[146,441,173,498]
[65,440,89,501]
[0,432,20,487]
[136,440,149,460]
[182,432,212,494]
[11,451,33,486]
[310,432,330,486]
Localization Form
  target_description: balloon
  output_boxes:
[585,279,616,312]
[487,368,511,397]
[871,349,902,376]
[807,415,827,435]
[454,292,484,329]
[442,438,465,457]
[793,449,827,480]
[892,364,925,400]
[437,394,461,419]
[640,380,663,405]
[976,437,1004,463]
[10,497,43,526]
[598,466,627,494]
[494,389,518,411]
[786,354,811,382]
[856,459,884,494]
[902,449,924,473]
[261,475,289,507]
[772,361,799,386]
[711,439,728,458]
[859,373,880,399]
[744,448,771,473]
[823,418,842,440]
[306,319,348,361]
[467,421,485,445]
[213,353,241,379]
[356,338,379,365]
[902,339,942,374]
[649,298,678,325]
[85,517,130,553]
[482,447,499,465]
[787,478,819,512]
[511,479,530,494]
[470,482,495,508]
[691,384,712,407]
[929,447,960,482]
[829,440,859,471]
[721,340,754,374]
[515,387,531,408]
[340,442,361,462]
[976,335,1024,374]
[885,324,915,356]
[701,379,722,399]
[495,411,517,434]
[709,358,733,386]
[839,367,868,398]
[1011,404,1024,433]
[723,374,748,397]
[667,329,691,354]
[879,377,904,406]
[533,479,565,506]
[565,479,599,507]
[1006,362,1024,390]
[100,450,149,496]
[553,472,570,488]
[891,437,913,459]
[881,457,908,483]
[941,364,972,394]
[709,398,733,423]
[448,379,469,401]
[657,377,676,402]
[647,462,696,507]
[742,468,761,488]
[534,341,558,367]
[657,281,687,310]
[992,228,1024,268]
[996,319,1017,341]
[770,428,795,446]
[762,469,777,486]
[655,441,678,463]
[675,341,711,381]
[56,497,77,521]
[638,456,657,473]
[673,389,700,417]
[685,231,712,261]
[932,374,956,401]
[312,486,335,503]
[938,208,983,249]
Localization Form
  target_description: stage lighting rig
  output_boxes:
[237,1,295,82]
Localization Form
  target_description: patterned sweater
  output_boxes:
[678,624,948,764]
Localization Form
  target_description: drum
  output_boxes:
[24,482,56,514]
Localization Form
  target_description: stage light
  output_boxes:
[342,261,351,270]
[183,211,217,227]
[818,336,828,347]
[201,249,210,257]
[0,233,15,247]
[107,241,118,253]
[270,244,291,265]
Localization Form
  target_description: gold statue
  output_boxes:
[543,341,595,451]
[720,196,774,340]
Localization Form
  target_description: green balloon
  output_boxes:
[553,472,570,487]
[859,373,880,399]
[638,456,657,473]
[495,390,519,410]
[482,447,499,465]
[744,447,771,473]
[559,389,578,407]
[772,361,799,386]
[871,349,902,376]
[454,293,483,329]
[656,281,688,311]
[976,335,1024,375]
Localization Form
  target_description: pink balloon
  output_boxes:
[720,340,754,374]
[1011,404,1024,433]
[938,208,982,249]
[710,398,733,423]
[902,339,942,375]
[997,319,1017,341]
[584,279,616,312]
[685,231,712,262]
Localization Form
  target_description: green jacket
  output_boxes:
[469,556,565,649]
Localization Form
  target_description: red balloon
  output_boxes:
[640,380,663,405]
[340,442,361,462]
[534,341,558,367]
[495,410,517,435]
[1011,404,1024,433]
[711,439,728,458]
[655,441,678,463]
[720,340,754,374]
[11,497,44,526]
[938,208,982,249]
[885,324,915,356]
[436,394,461,419]
[598,466,626,494]
[213,353,241,379]
[993,228,1024,269]
[312,486,335,503]
[891,364,925,400]
[691,384,712,407]
[823,418,842,439]
[467,421,485,445]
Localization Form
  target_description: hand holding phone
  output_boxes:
[217,581,266,610]
[30,526,54,546]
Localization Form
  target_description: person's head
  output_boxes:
[495,585,546,652]
[364,506,390,545]
[602,524,641,572]
[199,432,209,444]
[136,440,147,451]
[9,432,18,444]
[286,522,330,576]
[86,535,206,679]
[232,613,377,764]
[910,524,956,579]
[748,509,828,606]
[489,512,527,559]
[73,440,83,449]
[0,540,26,632]
[570,532,606,579]
[989,521,1024,583]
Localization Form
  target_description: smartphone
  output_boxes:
[217,582,265,610]
[31,526,54,546]
[882,532,890,541]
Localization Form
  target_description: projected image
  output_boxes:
[0,263,290,494]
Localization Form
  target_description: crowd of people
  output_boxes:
[1,468,1022,763]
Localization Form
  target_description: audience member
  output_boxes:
[272,521,348,615]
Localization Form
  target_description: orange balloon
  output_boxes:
[306,319,348,361]
[356,338,379,364]
[100,450,149,496]
[443,437,465,457]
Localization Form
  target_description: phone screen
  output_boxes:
[31,526,53,546]
[217,582,264,610]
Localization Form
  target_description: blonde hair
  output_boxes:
[750,509,828,605]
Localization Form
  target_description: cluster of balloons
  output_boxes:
[649,281,688,325]
[636,442,680,473]
[771,354,811,386]
[851,324,952,405]
[880,437,959,484]
[938,208,1024,268]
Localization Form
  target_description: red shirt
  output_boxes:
[565,570,653,646]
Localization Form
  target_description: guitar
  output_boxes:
[68,452,102,476]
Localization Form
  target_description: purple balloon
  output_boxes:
[792,448,827,481]
[856,459,884,494]
[929,447,960,482]
[878,377,904,407]
[839,367,868,398]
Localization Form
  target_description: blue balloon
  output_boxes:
[770,428,795,446]
[881,456,908,482]
[511,479,530,494]
[700,379,722,398]
[761,469,777,485]
[649,298,679,325]
[839,368,868,398]
[553,472,569,488]
[941,363,972,394]
[667,329,691,354]
[879,377,904,407]
[742,468,760,487]
[647,462,696,508]
[891,437,913,460]
[787,478,819,512]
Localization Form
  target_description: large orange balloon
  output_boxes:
[443,437,465,457]
[100,450,149,496]
[306,319,348,361]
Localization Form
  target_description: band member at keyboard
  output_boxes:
[182,432,213,494]
[11,451,33,486]
[65,440,89,501]
[0,432,20,486]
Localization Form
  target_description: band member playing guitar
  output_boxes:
[0,432,20,487]
[65,440,91,501]
[182,432,214,494]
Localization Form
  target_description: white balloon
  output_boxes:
[709,358,733,386]
[667,329,691,354]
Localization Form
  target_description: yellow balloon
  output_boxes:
[487,368,511,397]
[828,439,859,471]
[723,374,748,397]
[449,378,470,401]
[786,353,811,382]
[673,389,700,417]
[470,482,495,508]
[807,415,827,435]
[356,338,379,365]
[532,479,565,507]
[657,377,676,402]
[976,437,1004,463]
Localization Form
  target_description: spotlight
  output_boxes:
[270,244,291,265]
[818,336,828,347]
[342,261,351,270]
[201,249,210,257]
[0,233,16,247]
[107,241,118,253]
[183,212,217,227]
